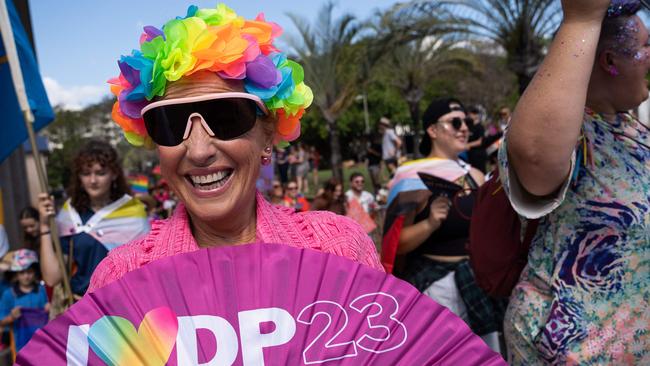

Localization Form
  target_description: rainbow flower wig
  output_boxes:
[109,3,313,148]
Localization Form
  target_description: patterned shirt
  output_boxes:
[498,110,649,365]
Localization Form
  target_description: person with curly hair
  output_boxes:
[38,140,149,297]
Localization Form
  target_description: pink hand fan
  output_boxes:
[17,243,505,365]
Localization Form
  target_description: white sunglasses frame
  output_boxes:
[140,92,270,141]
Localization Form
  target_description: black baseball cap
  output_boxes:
[420,98,465,155]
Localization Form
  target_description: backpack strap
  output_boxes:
[465,172,480,190]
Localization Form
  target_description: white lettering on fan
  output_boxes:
[296,292,408,364]
[65,293,407,365]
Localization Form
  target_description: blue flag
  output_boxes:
[0,0,54,163]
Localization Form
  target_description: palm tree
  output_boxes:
[443,0,561,94]
[387,38,476,156]
[286,2,362,181]
[362,2,472,156]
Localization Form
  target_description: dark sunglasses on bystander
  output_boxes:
[438,117,471,131]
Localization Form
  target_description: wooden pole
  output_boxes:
[24,111,74,307]
[0,0,74,307]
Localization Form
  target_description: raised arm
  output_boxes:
[37,193,63,287]
[507,1,610,196]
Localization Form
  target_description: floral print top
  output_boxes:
[498,110,649,365]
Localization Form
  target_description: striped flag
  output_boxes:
[129,174,149,194]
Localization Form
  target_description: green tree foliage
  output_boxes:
[384,39,476,156]
[286,1,363,180]
[43,97,158,190]
[443,0,561,94]
[44,107,86,190]
[42,0,526,181]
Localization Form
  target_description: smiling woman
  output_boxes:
[88,3,382,293]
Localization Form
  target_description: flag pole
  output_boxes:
[0,0,74,307]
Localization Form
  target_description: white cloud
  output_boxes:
[43,77,108,111]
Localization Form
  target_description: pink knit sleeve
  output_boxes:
[335,216,384,272]
[301,211,384,272]
[87,254,126,293]
[87,237,144,293]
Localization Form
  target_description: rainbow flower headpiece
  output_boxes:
[109,4,313,148]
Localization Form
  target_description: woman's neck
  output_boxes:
[586,85,618,121]
[189,199,258,248]
[90,195,112,212]
[428,146,458,161]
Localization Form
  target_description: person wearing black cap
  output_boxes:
[382,98,500,351]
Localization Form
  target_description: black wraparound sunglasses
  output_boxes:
[141,92,269,147]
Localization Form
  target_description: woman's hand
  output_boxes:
[10,306,21,320]
[397,195,451,255]
[427,196,451,230]
[561,0,610,24]
[37,193,56,229]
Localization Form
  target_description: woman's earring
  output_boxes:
[262,147,272,165]
[608,66,619,76]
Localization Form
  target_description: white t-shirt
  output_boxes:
[0,225,9,258]
[382,128,399,160]
[345,190,375,213]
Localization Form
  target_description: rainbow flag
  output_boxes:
[129,175,149,194]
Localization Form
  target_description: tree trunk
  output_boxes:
[408,99,422,158]
[327,118,343,182]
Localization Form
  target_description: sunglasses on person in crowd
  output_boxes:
[287,186,298,190]
[438,117,471,131]
[141,92,269,147]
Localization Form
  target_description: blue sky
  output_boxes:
[29,0,400,109]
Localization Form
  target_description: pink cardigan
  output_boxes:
[88,192,383,292]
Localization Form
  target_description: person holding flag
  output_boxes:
[37,140,149,298]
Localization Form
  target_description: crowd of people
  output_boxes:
[2,1,649,364]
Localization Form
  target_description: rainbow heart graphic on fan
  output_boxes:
[87,307,178,366]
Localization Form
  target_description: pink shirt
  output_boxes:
[88,192,383,292]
